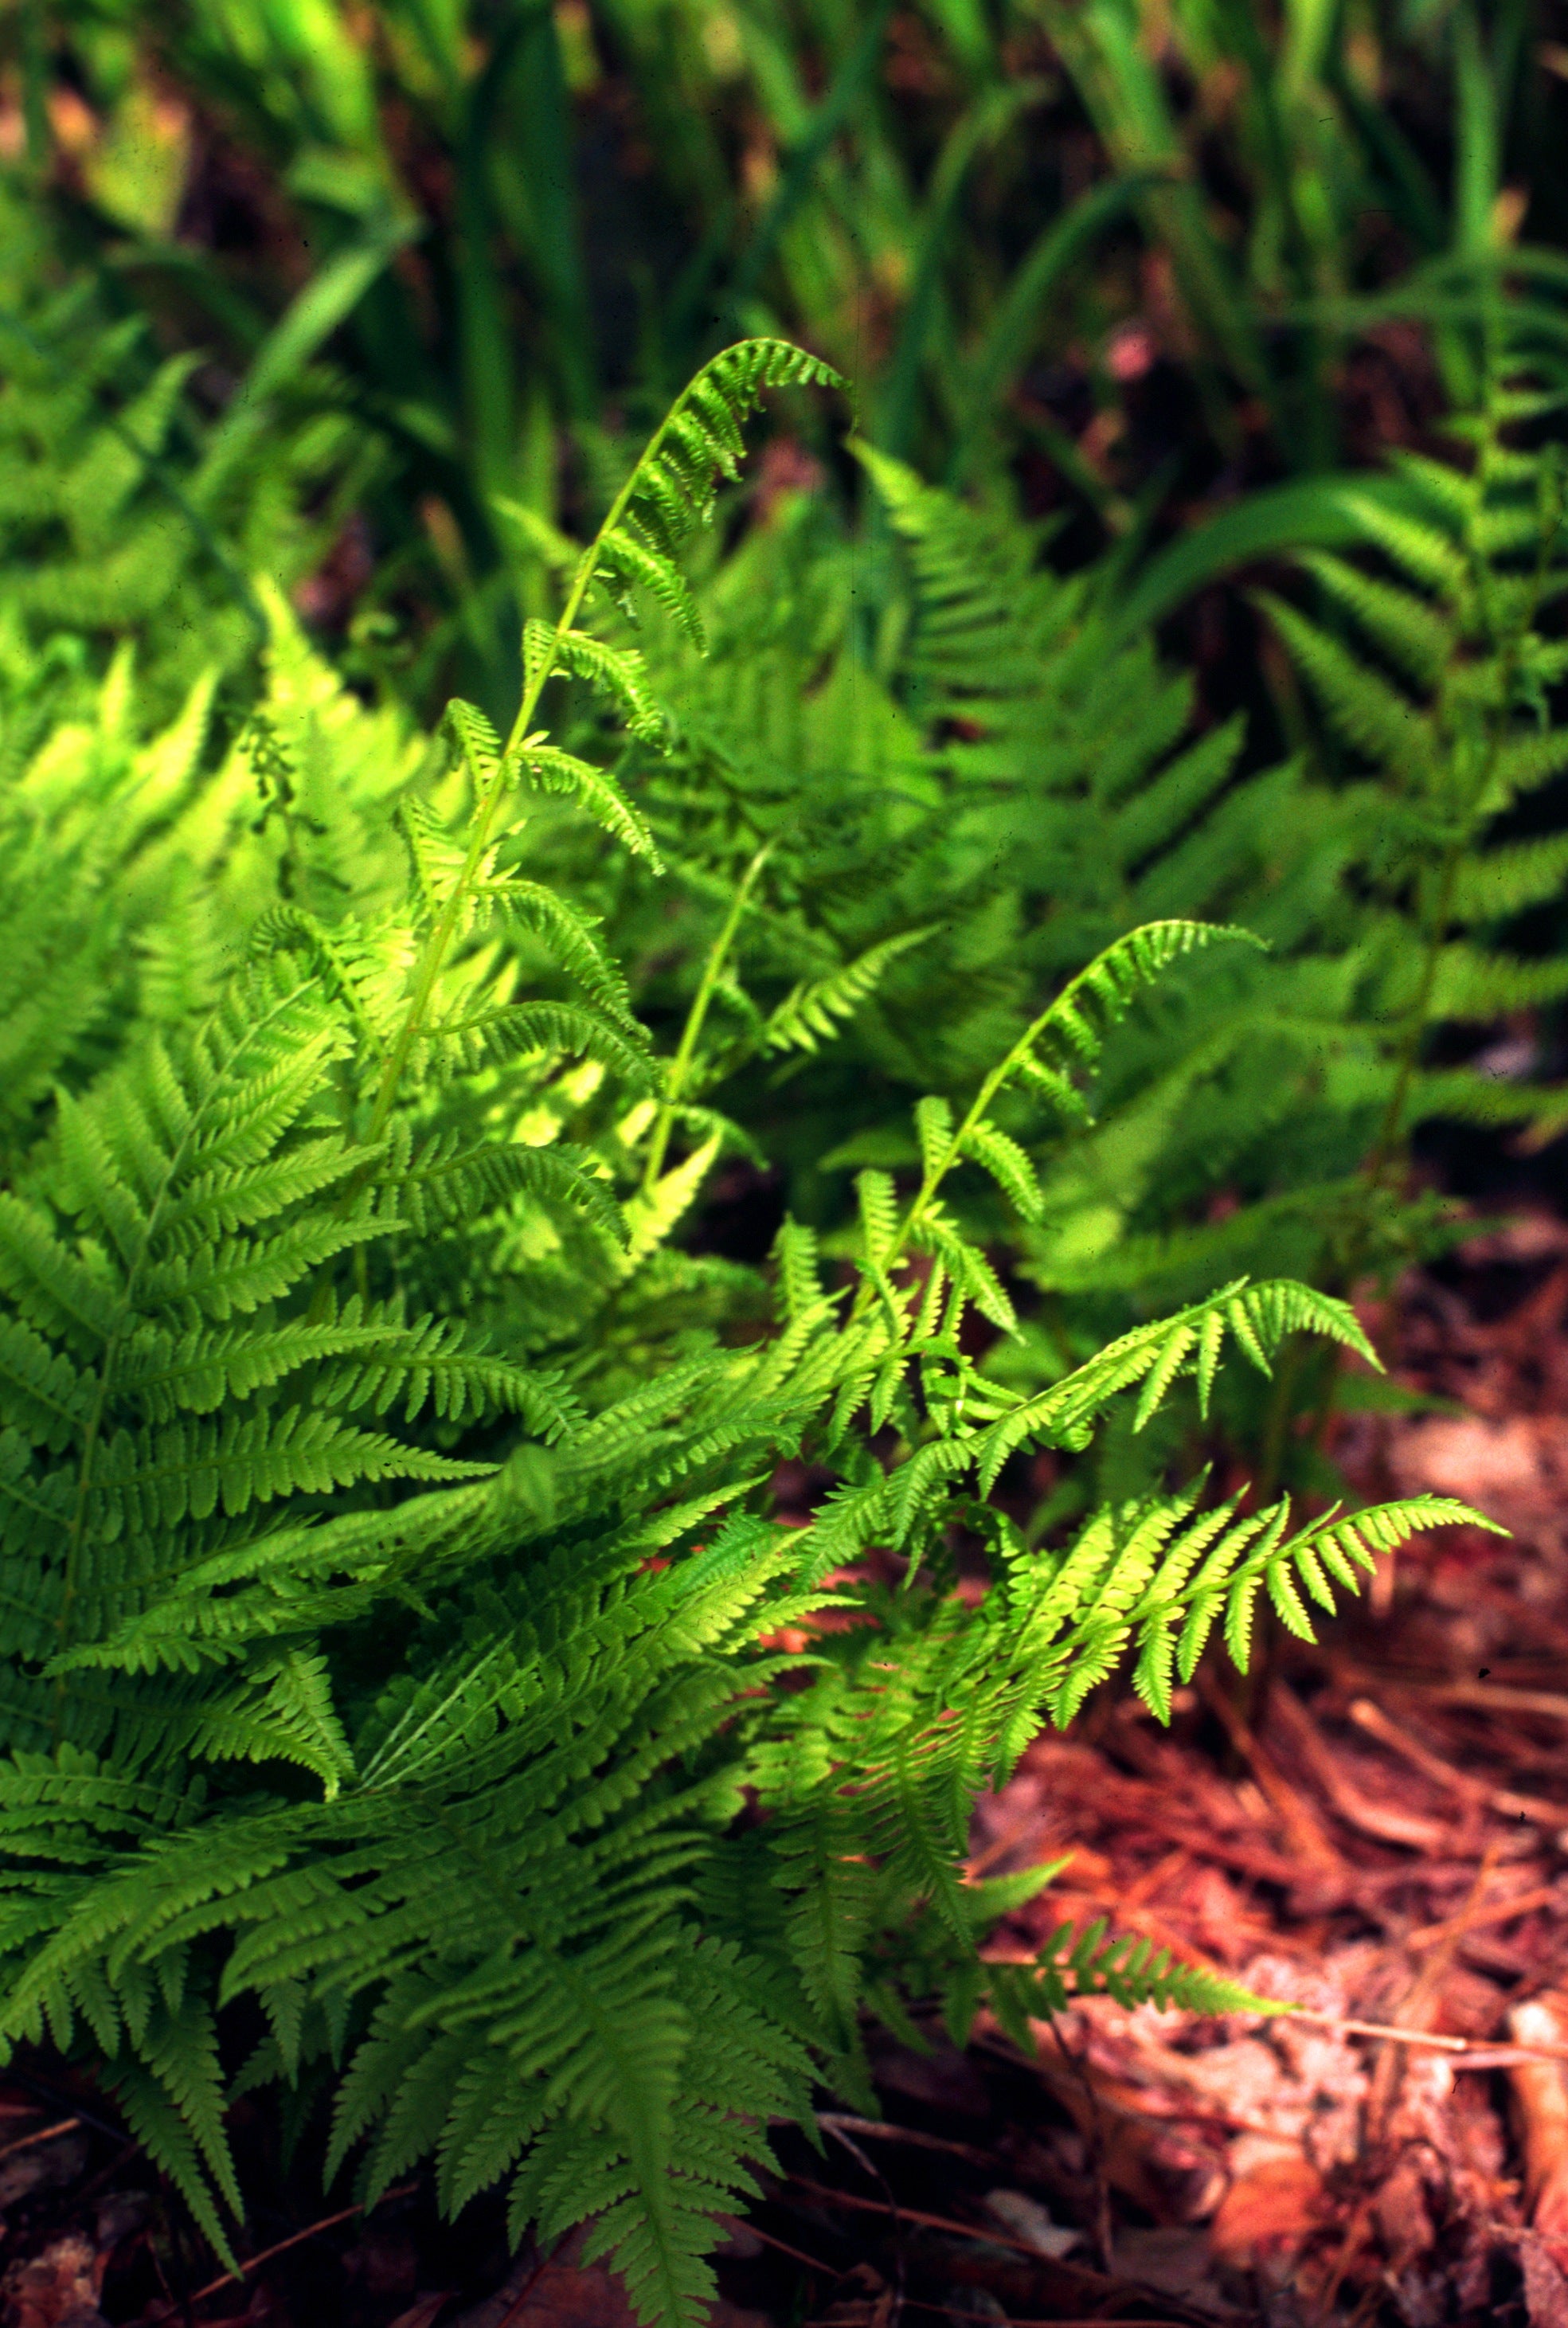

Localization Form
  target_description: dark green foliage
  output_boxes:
[554,380,1566,1301]
[20,0,1568,718]
[0,338,1491,2326]
[584,367,1568,1511]
[4,4,1562,2303]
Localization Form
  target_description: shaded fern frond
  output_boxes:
[764,927,934,1055]
[981,1929,1286,2056]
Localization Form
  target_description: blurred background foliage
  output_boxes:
[6,0,1567,722]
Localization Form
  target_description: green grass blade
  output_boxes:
[201,205,418,472]
[1107,473,1412,643]
[878,84,1034,461]
[727,0,897,318]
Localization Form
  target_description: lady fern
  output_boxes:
[0,341,1491,2327]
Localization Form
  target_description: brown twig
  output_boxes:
[1268,1682,1449,1853]
[815,2114,995,2164]
[719,2215,839,2275]
[1402,1679,1568,1722]
[139,2185,420,2322]
[1347,1696,1568,1826]
[785,2178,1055,2263]
[0,2115,78,2165]
[1404,1882,1562,1953]
[485,2237,573,2328]
[784,2187,1202,2326]
[1037,2002,1116,2274]
[1313,2193,1376,2328]
[1196,1671,1344,1867]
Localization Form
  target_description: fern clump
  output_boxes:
[616,374,1568,1504]
[0,339,1491,2326]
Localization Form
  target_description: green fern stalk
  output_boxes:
[643,842,773,1191]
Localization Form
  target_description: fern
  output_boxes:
[1257,381,1568,1176]
[0,178,377,718]
[0,338,1503,2328]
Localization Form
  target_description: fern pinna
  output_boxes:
[0,341,1486,2327]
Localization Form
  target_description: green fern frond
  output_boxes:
[982,1930,1286,2055]
[1449,832,1568,920]
[1294,550,1453,689]
[763,927,934,1055]
[977,1278,1374,1488]
[0,315,1540,2328]
[518,742,663,868]
[1256,593,1430,781]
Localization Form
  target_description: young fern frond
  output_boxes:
[764,926,936,1056]
[980,1931,1288,2056]
[975,1277,1377,1486]
[854,920,1263,1324]
[364,342,842,1150]
[591,341,843,650]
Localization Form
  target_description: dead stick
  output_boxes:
[484,2236,573,2328]
[1402,1680,1568,1721]
[1348,1697,1568,1825]
[141,2184,420,2322]
[980,1987,1568,2063]
[718,2215,838,2275]
[1404,1884,1562,1953]
[786,2177,1057,2263]
[0,2115,77,2165]
[816,2112,993,2163]
[783,2198,1198,2328]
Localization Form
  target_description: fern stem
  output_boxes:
[366,344,835,1151]
[362,564,587,1149]
[642,843,772,1191]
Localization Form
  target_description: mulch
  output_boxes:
[7,1212,1568,2328]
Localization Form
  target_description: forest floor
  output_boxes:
[6,1207,1568,2328]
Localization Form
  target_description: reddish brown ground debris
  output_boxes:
[7,1215,1568,2328]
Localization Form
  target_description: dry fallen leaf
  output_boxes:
[0,2135,92,2215]
[980,2189,1079,2259]
[1207,2154,1328,2268]
[1519,2235,1568,2328]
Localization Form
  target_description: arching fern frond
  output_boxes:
[590,341,844,651]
